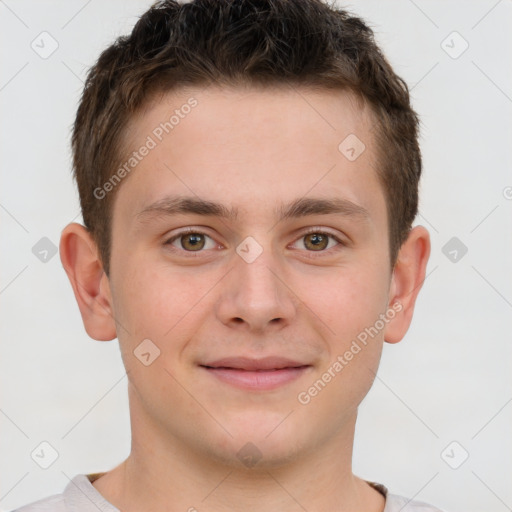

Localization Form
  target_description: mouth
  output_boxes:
[199,357,312,391]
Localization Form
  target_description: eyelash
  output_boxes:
[164,227,346,258]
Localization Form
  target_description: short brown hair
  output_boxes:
[72,0,421,276]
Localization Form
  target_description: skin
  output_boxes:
[60,85,430,512]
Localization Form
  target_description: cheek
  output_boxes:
[110,265,202,403]
[111,260,226,368]
[111,263,198,347]
[299,273,388,422]
[305,264,390,346]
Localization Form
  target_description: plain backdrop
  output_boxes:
[1,1,511,511]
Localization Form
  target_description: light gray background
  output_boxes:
[1,1,511,511]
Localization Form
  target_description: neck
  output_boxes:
[92,385,385,512]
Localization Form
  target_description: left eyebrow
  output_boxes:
[277,197,370,222]
[135,195,370,224]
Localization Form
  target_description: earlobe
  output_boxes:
[383,225,431,344]
[59,222,117,341]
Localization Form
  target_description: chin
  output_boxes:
[204,413,311,470]
[206,438,307,471]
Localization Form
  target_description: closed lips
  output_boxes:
[200,357,311,371]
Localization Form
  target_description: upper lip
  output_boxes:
[200,356,311,371]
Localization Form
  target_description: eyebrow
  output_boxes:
[136,195,370,224]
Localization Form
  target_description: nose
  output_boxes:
[215,244,298,333]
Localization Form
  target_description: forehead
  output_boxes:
[134,83,375,145]
[114,84,384,225]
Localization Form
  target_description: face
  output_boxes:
[107,85,395,467]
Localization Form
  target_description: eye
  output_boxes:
[165,229,218,252]
[290,229,344,253]
[164,227,345,256]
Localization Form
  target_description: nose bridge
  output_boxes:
[217,235,297,330]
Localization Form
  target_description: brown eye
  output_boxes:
[303,232,329,251]
[180,233,206,251]
[164,228,219,257]
[166,230,216,253]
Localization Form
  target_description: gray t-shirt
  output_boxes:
[12,473,446,512]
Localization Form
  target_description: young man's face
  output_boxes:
[77,85,427,468]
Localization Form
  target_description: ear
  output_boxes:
[59,222,117,341]
[383,225,431,344]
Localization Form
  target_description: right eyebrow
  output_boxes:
[136,195,240,223]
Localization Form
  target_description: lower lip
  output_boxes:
[201,366,311,391]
